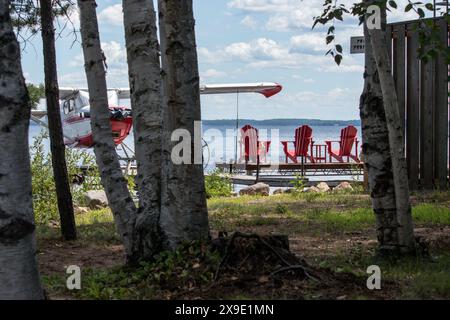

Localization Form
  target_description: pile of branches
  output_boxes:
[211,232,320,283]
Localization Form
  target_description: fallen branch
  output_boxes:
[213,231,319,283]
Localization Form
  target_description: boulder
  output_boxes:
[84,190,109,209]
[74,206,90,215]
[316,182,331,193]
[333,181,354,192]
[304,186,320,193]
[273,188,284,195]
[239,183,270,196]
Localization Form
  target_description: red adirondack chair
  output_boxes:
[325,125,360,163]
[281,125,315,163]
[239,125,271,163]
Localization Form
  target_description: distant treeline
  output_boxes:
[202,118,361,127]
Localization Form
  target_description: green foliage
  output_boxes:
[27,83,45,109]
[74,242,221,300]
[31,130,101,224]
[205,169,233,198]
[320,249,450,299]
[275,203,289,215]
[10,0,74,35]
[290,174,307,194]
[315,0,450,65]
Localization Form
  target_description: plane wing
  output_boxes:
[199,82,282,98]
[59,82,282,100]
[59,87,82,99]
[31,110,48,118]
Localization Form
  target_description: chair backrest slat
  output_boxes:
[339,125,358,156]
[294,125,313,156]
[240,124,259,159]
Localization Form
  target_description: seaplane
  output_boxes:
[30,82,283,150]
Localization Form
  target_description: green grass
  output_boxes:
[65,242,220,300]
[412,204,450,225]
[209,195,449,234]
[316,247,450,299]
[37,208,119,244]
[37,192,450,300]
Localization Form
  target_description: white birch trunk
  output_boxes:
[122,0,164,259]
[158,0,210,249]
[361,10,402,253]
[0,0,44,299]
[366,3,415,252]
[77,0,137,261]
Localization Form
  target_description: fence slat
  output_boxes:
[435,19,449,189]
[406,26,420,190]
[420,57,435,190]
[394,25,407,138]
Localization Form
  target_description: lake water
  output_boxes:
[29,122,362,174]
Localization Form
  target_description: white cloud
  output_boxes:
[201,69,227,79]
[98,4,123,26]
[101,41,127,66]
[266,7,320,31]
[64,41,128,87]
[228,0,420,33]
[241,15,257,29]
[289,34,325,54]
[70,41,126,68]
[199,37,364,73]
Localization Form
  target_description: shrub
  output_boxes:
[205,169,233,198]
[290,173,307,195]
[30,130,101,224]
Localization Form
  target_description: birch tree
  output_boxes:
[78,0,210,262]
[122,0,164,259]
[77,0,137,262]
[158,0,210,249]
[365,1,415,253]
[11,0,78,240]
[360,5,411,253]
[314,0,418,254]
[0,0,43,299]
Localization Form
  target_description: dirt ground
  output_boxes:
[36,192,450,300]
[38,226,450,276]
[36,224,450,300]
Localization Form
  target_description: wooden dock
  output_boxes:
[216,162,365,176]
[216,162,367,188]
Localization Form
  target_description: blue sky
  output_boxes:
[21,0,420,120]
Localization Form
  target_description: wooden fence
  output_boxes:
[387,18,449,190]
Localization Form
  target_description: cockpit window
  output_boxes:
[63,99,75,114]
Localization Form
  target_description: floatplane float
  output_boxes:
[31,82,282,150]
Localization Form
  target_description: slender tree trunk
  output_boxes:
[360,16,401,253]
[361,0,415,254]
[78,0,137,261]
[0,0,44,299]
[40,0,77,241]
[158,0,209,249]
[122,0,164,260]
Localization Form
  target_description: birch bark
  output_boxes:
[78,0,137,260]
[122,0,164,259]
[158,0,210,248]
[361,0,415,253]
[0,0,44,299]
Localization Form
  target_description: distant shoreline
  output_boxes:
[203,119,361,127]
[30,118,361,127]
